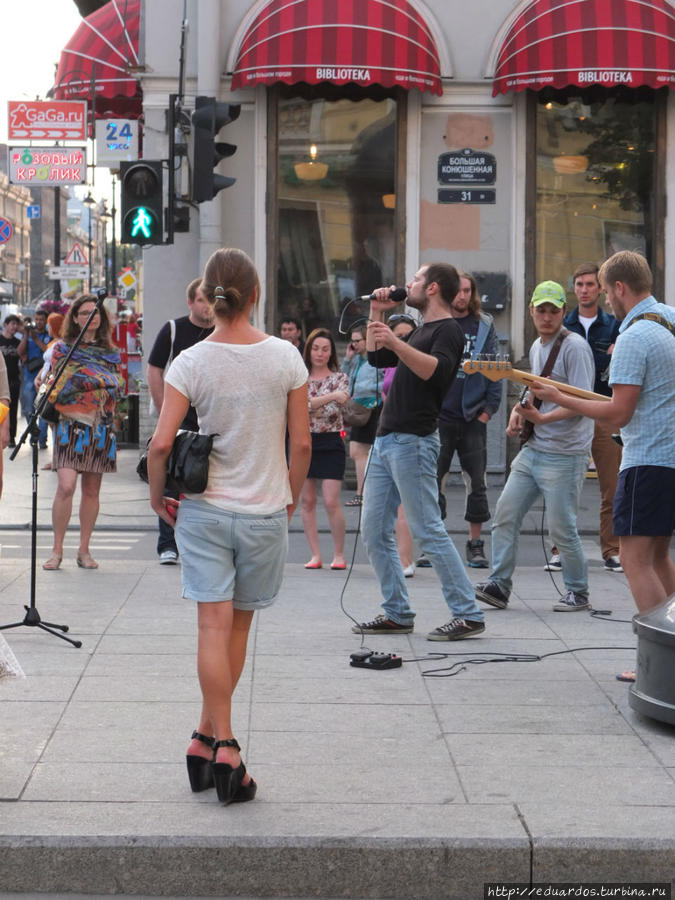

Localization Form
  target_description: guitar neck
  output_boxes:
[509,368,609,402]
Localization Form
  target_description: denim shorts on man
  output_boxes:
[175,498,288,608]
[613,465,675,537]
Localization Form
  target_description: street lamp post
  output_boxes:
[99,201,112,295]
[83,191,96,292]
[111,175,117,300]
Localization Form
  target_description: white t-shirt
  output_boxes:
[165,336,308,514]
[578,313,597,337]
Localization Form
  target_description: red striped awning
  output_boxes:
[53,0,142,116]
[231,0,442,95]
[492,0,675,96]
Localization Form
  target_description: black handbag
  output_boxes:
[137,431,217,494]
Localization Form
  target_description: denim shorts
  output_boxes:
[613,465,675,537]
[175,498,288,608]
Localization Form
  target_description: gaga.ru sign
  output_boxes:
[9,147,86,187]
[8,100,87,141]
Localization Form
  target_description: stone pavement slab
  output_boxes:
[0,450,674,897]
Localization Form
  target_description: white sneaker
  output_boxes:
[402,563,415,578]
[544,553,561,572]
[159,550,178,565]
[603,556,623,573]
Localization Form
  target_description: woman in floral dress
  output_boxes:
[300,328,349,570]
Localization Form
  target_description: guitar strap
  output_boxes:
[623,311,675,338]
[520,328,569,447]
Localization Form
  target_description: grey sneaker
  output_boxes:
[544,552,561,572]
[475,580,509,609]
[416,553,432,568]
[604,556,623,573]
[351,614,414,634]
[159,549,178,565]
[553,590,589,612]
[427,618,485,641]
[466,539,488,568]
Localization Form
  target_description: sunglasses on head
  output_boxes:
[387,314,417,327]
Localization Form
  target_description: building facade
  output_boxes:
[137,0,675,459]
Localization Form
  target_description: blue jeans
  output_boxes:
[490,445,590,597]
[437,417,490,522]
[362,431,484,626]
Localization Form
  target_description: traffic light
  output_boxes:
[120,160,164,244]
[191,96,240,203]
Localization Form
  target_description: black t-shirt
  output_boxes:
[148,315,214,431]
[0,334,22,383]
[439,313,480,422]
[369,318,464,437]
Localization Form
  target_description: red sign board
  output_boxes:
[8,100,87,141]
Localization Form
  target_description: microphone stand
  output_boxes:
[0,288,109,649]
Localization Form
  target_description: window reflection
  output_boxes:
[276,96,397,340]
[536,95,655,293]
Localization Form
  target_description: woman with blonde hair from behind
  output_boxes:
[148,248,311,805]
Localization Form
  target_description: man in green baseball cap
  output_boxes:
[474,279,596,614]
[530,280,567,308]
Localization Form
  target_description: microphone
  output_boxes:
[360,287,407,303]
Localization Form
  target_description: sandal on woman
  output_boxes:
[76,553,99,569]
[212,738,247,805]
[42,554,62,571]
[344,494,363,507]
[186,731,215,792]
[232,776,257,803]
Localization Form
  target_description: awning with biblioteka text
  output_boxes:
[231,0,442,96]
[492,0,675,96]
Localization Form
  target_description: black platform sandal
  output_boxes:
[186,731,215,792]
[232,776,257,803]
[212,738,247,805]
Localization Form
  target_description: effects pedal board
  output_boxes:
[349,649,403,670]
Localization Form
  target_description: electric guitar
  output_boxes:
[461,359,610,403]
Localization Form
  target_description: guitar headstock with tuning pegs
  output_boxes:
[462,358,513,382]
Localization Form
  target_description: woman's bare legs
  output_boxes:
[322,478,346,566]
[349,440,370,495]
[78,471,103,560]
[49,467,78,559]
[301,478,322,566]
[189,603,255,776]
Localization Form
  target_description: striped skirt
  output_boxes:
[52,418,117,474]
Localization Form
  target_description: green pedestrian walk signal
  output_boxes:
[120,160,164,244]
[130,207,154,239]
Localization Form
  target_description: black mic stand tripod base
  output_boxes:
[0,290,109,649]
[0,419,82,649]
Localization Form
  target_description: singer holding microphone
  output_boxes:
[352,265,486,641]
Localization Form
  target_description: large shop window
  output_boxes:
[533,91,665,296]
[268,88,403,339]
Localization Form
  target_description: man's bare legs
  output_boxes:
[620,535,675,614]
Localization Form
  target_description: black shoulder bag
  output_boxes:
[137,431,218,494]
